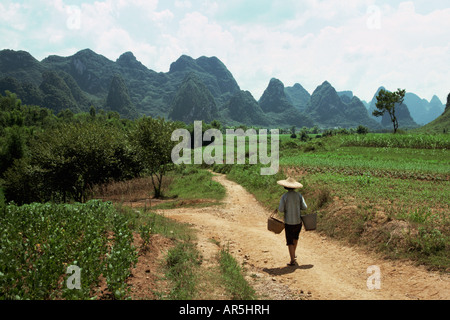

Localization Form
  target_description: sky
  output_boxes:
[1,0,449,103]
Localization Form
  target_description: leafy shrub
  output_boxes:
[0,200,137,300]
[409,227,447,255]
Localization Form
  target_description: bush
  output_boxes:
[5,122,139,204]
[356,125,369,134]
[0,201,137,300]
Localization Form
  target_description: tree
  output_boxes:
[356,125,369,134]
[30,122,137,203]
[372,88,406,134]
[131,117,177,199]
[89,106,96,119]
[0,127,26,176]
[299,127,309,141]
[290,126,297,138]
[210,119,222,131]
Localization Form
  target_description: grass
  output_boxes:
[339,133,450,149]
[117,204,196,242]
[163,242,202,300]
[213,133,449,271]
[115,168,257,300]
[166,166,226,201]
[280,136,450,180]
[218,246,256,300]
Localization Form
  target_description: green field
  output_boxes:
[0,201,137,300]
[213,132,450,271]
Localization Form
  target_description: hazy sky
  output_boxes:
[1,0,449,103]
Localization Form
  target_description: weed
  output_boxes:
[163,242,202,300]
[0,201,137,300]
[218,247,256,300]
[138,224,152,251]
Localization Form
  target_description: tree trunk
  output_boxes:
[151,174,162,199]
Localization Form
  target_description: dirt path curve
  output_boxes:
[158,173,449,300]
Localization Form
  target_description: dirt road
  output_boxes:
[159,173,449,300]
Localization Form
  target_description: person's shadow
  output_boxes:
[263,264,314,276]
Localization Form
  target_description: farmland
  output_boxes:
[1,91,449,299]
[0,200,137,300]
[213,133,449,270]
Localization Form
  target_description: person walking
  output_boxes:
[277,177,307,266]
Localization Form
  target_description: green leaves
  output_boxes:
[131,117,177,198]
[0,201,137,300]
[373,88,406,133]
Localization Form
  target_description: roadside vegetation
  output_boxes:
[1,90,448,299]
[213,132,449,272]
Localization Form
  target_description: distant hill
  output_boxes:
[259,78,314,128]
[404,93,445,125]
[169,73,218,124]
[367,87,443,127]
[105,73,138,119]
[0,49,46,86]
[305,81,381,129]
[0,48,444,130]
[415,93,450,133]
[168,55,240,106]
[221,90,268,126]
[284,83,311,111]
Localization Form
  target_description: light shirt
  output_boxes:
[278,190,308,225]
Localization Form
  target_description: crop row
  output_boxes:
[339,133,450,149]
[282,163,448,182]
[0,200,137,300]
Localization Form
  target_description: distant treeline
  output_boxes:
[1,90,446,206]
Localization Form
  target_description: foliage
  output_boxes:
[218,247,256,300]
[131,117,177,198]
[30,122,138,203]
[2,120,140,204]
[356,125,369,134]
[373,88,406,134]
[163,242,202,300]
[0,200,137,300]
[0,126,27,175]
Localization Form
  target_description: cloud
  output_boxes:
[177,12,235,59]
[0,0,449,103]
[218,1,450,101]
[175,1,192,9]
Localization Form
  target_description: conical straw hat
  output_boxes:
[277,177,303,189]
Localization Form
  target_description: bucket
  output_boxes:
[268,213,284,234]
[301,213,317,231]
